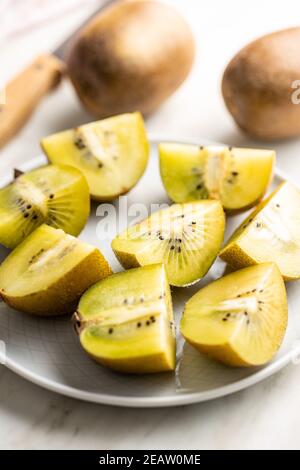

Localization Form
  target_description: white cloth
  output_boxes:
[0,0,98,43]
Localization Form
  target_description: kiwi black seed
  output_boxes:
[74,137,86,150]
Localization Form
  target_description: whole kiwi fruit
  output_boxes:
[67,0,195,117]
[222,27,300,140]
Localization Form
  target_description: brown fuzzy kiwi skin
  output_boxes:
[112,249,140,270]
[185,339,252,367]
[196,307,288,367]
[219,244,297,282]
[222,27,300,141]
[223,192,271,216]
[67,0,195,118]
[72,311,175,374]
[219,243,257,272]
[85,350,175,375]
[185,336,285,367]
[0,250,112,316]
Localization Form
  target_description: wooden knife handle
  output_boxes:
[0,54,65,149]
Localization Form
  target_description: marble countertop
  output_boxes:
[1,0,300,450]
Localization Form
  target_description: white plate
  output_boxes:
[0,137,300,408]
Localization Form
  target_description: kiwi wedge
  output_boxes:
[112,201,225,286]
[220,181,300,280]
[73,264,175,374]
[41,112,149,201]
[159,143,275,212]
[0,164,90,249]
[0,224,112,316]
[181,263,287,367]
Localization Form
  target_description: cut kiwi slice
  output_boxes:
[0,224,112,316]
[0,164,90,249]
[41,112,149,201]
[159,143,275,212]
[74,264,175,374]
[180,263,287,367]
[220,181,300,280]
[112,201,225,286]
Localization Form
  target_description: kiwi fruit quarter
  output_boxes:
[180,263,287,367]
[0,164,90,249]
[220,181,300,280]
[74,264,175,374]
[112,201,225,287]
[159,143,275,212]
[0,224,112,316]
[41,112,149,201]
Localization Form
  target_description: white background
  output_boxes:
[1,0,300,449]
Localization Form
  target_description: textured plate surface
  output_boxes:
[0,137,300,407]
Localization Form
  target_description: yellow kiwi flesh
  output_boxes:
[0,164,90,249]
[111,201,225,287]
[220,182,300,280]
[0,224,112,316]
[74,264,175,374]
[41,112,149,201]
[180,263,287,367]
[159,143,275,212]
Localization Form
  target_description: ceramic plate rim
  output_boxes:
[2,134,299,408]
